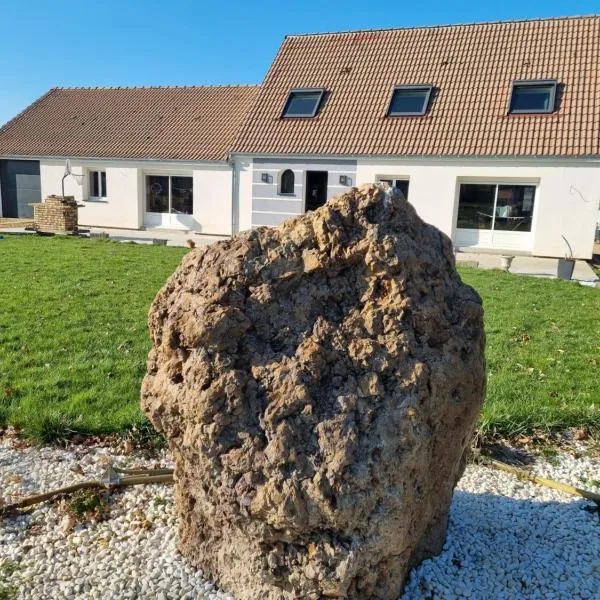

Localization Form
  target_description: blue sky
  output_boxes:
[0,0,597,126]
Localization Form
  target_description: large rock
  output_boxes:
[141,184,485,600]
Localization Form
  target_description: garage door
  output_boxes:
[0,160,41,218]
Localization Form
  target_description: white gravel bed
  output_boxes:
[531,449,600,494]
[401,457,599,600]
[1,439,598,600]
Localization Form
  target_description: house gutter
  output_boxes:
[227,152,600,164]
[227,154,236,236]
[0,154,228,166]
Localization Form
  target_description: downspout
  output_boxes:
[227,153,236,237]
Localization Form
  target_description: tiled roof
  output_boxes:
[0,86,259,162]
[233,16,600,157]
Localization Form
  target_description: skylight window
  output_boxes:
[388,85,433,116]
[509,80,557,114]
[282,89,324,118]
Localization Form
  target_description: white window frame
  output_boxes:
[88,170,107,199]
[456,181,538,233]
[376,176,410,198]
[377,177,409,187]
[145,174,194,215]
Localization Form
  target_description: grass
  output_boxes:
[0,235,185,440]
[67,488,110,522]
[460,268,600,438]
[0,560,19,600]
[0,234,598,442]
[0,585,17,600]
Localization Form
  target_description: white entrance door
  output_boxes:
[455,183,536,252]
[144,175,195,230]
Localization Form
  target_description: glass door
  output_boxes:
[455,183,536,251]
[145,175,194,229]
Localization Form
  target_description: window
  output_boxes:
[279,169,295,194]
[89,170,107,198]
[378,178,409,199]
[388,85,432,116]
[146,175,193,214]
[494,185,536,231]
[509,80,557,114]
[457,183,536,233]
[282,89,324,118]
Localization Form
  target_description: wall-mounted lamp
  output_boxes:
[339,175,351,186]
[261,173,273,184]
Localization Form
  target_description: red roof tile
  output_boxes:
[0,86,259,162]
[233,16,600,157]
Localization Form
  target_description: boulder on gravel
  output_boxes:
[141,184,486,600]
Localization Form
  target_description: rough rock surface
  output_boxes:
[141,184,486,600]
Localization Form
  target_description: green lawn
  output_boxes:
[466,268,600,437]
[0,234,598,442]
[0,235,186,441]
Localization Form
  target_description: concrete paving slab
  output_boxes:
[0,226,227,247]
[456,252,598,283]
[85,227,228,247]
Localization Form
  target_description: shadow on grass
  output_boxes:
[401,490,599,599]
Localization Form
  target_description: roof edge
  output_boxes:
[284,13,600,39]
[229,151,600,161]
[0,87,58,132]
[51,84,259,91]
[0,153,230,165]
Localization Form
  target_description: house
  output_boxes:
[1,16,599,258]
[0,85,259,234]
[231,15,600,259]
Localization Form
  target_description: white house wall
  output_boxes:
[41,161,142,229]
[356,157,600,259]
[232,155,599,259]
[192,166,232,235]
[39,159,232,235]
[38,155,599,258]
[235,157,254,232]
[249,158,357,228]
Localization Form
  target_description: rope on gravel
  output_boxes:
[3,459,598,518]
[113,466,174,476]
[488,459,600,505]
[0,472,174,517]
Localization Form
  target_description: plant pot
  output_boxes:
[500,255,514,272]
[557,258,575,280]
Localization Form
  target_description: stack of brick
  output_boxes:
[33,195,78,233]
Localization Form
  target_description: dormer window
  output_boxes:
[282,89,324,118]
[388,85,433,116]
[509,80,557,114]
